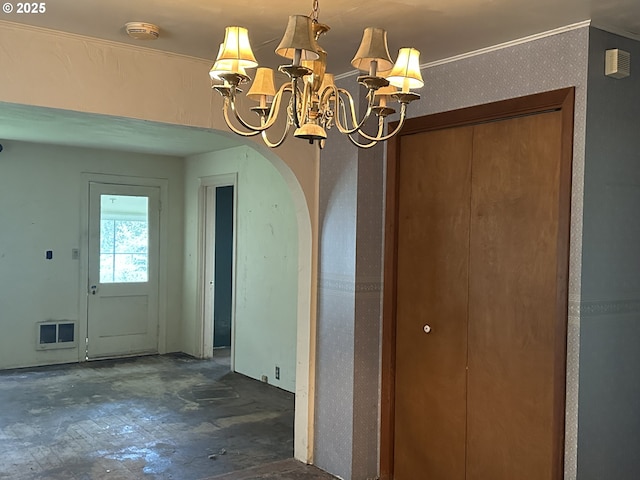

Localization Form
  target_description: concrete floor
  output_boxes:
[0,351,337,480]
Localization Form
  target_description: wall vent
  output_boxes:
[37,320,77,350]
[605,49,631,79]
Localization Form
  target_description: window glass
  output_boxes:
[100,195,149,283]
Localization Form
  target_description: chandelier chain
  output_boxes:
[311,0,319,22]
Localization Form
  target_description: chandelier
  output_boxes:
[209,0,424,149]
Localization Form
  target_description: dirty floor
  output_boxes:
[0,351,337,480]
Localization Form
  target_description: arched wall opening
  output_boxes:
[0,101,317,464]
[183,142,316,464]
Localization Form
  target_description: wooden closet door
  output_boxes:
[393,126,473,480]
[466,111,563,480]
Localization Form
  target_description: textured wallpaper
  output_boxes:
[314,25,590,479]
[409,27,589,478]
[315,79,386,480]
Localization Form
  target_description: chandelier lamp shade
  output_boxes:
[209,1,424,149]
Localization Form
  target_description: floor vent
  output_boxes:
[37,320,77,350]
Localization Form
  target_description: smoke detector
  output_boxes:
[125,22,160,40]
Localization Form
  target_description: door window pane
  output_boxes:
[100,195,149,283]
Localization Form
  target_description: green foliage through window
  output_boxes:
[99,195,149,283]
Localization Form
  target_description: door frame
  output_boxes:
[86,182,160,359]
[79,173,170,363]
[380,88,575,479]
[198,174,238,367]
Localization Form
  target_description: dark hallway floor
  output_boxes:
[0,351,337,480]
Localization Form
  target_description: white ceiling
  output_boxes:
[3,0,640,73]
[1,0,639,156]
[0,102,242,156]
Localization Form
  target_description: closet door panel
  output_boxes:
[394,126,473,480]
[466,111,563,480]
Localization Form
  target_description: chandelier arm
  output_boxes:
[227,84,291,133]
[222,101,262,137]
[334,89,358,132]
[260,120,292,148]
[319,85,337,107]
[334,93,364,134]
[355,103,409,142]
[318,86,336,130]
[345,115,384,148]
[358,113,385,140]
[319,85,352,133]
[264,83,296,128]
[331,87,375,134]
[346,133,380,149]
[291,78,313,129]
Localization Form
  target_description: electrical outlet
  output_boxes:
[275,366,280,380]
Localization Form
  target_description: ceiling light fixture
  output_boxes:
[209,0,423,149]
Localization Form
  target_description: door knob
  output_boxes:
[423,324,432,334]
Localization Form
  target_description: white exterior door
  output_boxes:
[87,182,160,359]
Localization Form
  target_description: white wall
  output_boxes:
[0,140,184,370]
[0,22,318,461]
[183,145,298,393]
[0,20,319,233]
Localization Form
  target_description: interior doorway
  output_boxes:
[213,185,234,349]
[201,175,237,365]
[192,154,313,463]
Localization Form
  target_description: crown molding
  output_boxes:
[335,20,591,81]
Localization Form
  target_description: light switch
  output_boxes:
[46,250,53,260]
